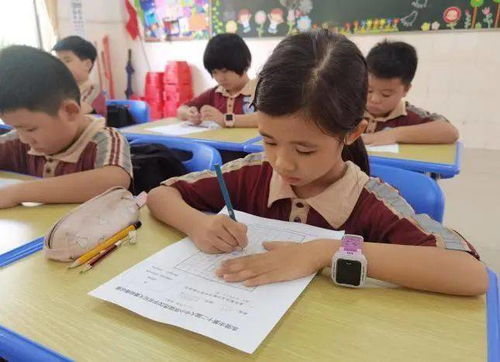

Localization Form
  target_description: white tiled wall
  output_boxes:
[57,1,500,149]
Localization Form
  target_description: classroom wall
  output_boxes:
[57,0,130,100]
[58,1,500,150]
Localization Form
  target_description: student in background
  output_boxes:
[362,40,459,146]
[0,45,132,209]
[148,31,486,296]
[53,36,106,117]
[177,33,258,128]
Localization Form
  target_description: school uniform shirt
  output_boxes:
[80,79,107,117]
[0,116,133,179]
[364,100,450,133]
[184,79,256,115]
[162,153,478,259]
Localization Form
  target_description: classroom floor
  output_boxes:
[440,148,500,275]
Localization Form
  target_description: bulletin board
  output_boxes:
[136,0,210,41]
[211,0,500,38]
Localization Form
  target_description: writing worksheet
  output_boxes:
[366,143,400,153]
[90,210,343,353]
[146,121,220,136]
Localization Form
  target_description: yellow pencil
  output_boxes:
[69,221,141,269]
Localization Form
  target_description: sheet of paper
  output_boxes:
[90,210,343,353]
[146,121,221,136]
[366,143,400,153]
[0,178,21,188]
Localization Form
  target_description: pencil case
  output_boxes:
[43,187,142,262]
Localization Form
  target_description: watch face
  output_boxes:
[225,114,234,121]
[336,259,362,286]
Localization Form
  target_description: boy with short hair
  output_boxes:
[362,40,459,146]
[53,36,106,116]
[177,33,257,128]
[0,45,132,209]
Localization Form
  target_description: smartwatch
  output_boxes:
[224,113,235,128]
[331,234,367,288]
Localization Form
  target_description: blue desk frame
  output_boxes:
[123,132,249,152]
[0,237,44,268]
[243,137,463,179]
[0,267,498,361]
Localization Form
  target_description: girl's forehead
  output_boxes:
[257,112,332,141]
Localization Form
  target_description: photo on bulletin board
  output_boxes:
[211,0,500,38]
[136,0,210,41]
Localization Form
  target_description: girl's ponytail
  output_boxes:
[341,138,370,175]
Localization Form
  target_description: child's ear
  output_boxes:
[59,100,81,120]
[83,59,93,72]
[403,83,412,97]
[345,120,367,145]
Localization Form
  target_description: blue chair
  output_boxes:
[106,100,150,123]
[370,163,445,222]
[128,135,222,172]
[0,123,12,133]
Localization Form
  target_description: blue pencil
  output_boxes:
[214,164,237,221]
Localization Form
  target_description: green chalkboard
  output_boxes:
[211,0,500,37]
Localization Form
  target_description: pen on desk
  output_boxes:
[214,164,237,221]
[69,221,142,269]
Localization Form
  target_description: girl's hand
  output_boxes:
[189,214,248,254]
[200,105,224,125]
[186,106,201,124]
[216,240,331,286]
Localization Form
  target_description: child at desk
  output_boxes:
[362,40,459,146]
[0,45,132,209]
[148,31,487,296]
[177,33,258,128]
[53,36,106,117]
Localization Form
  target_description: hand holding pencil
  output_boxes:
[186,165,248,254]
[189,214,248,254]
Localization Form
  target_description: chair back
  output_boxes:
[370,163,445,222]
[128,135,222,172]
[107,100,150,124]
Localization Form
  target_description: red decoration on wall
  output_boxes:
[125,0,140,39]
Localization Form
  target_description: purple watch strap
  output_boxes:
[342,234,364,252]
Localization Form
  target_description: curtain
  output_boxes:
[43,0,59,37]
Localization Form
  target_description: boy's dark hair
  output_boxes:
[255,30,369,174]
[53,35,97,69]
[203,33,251,76]
[0,45,80,116]
[366,40,418,85]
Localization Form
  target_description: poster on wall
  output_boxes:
[211,0,500,38]
[137,0,210,41]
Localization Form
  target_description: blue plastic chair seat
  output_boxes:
[370,163,445,222]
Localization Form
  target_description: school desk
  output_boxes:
[243,138,462,179]
[0,206,498,362]
[121,118,260,153]
[0,172,77,267]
